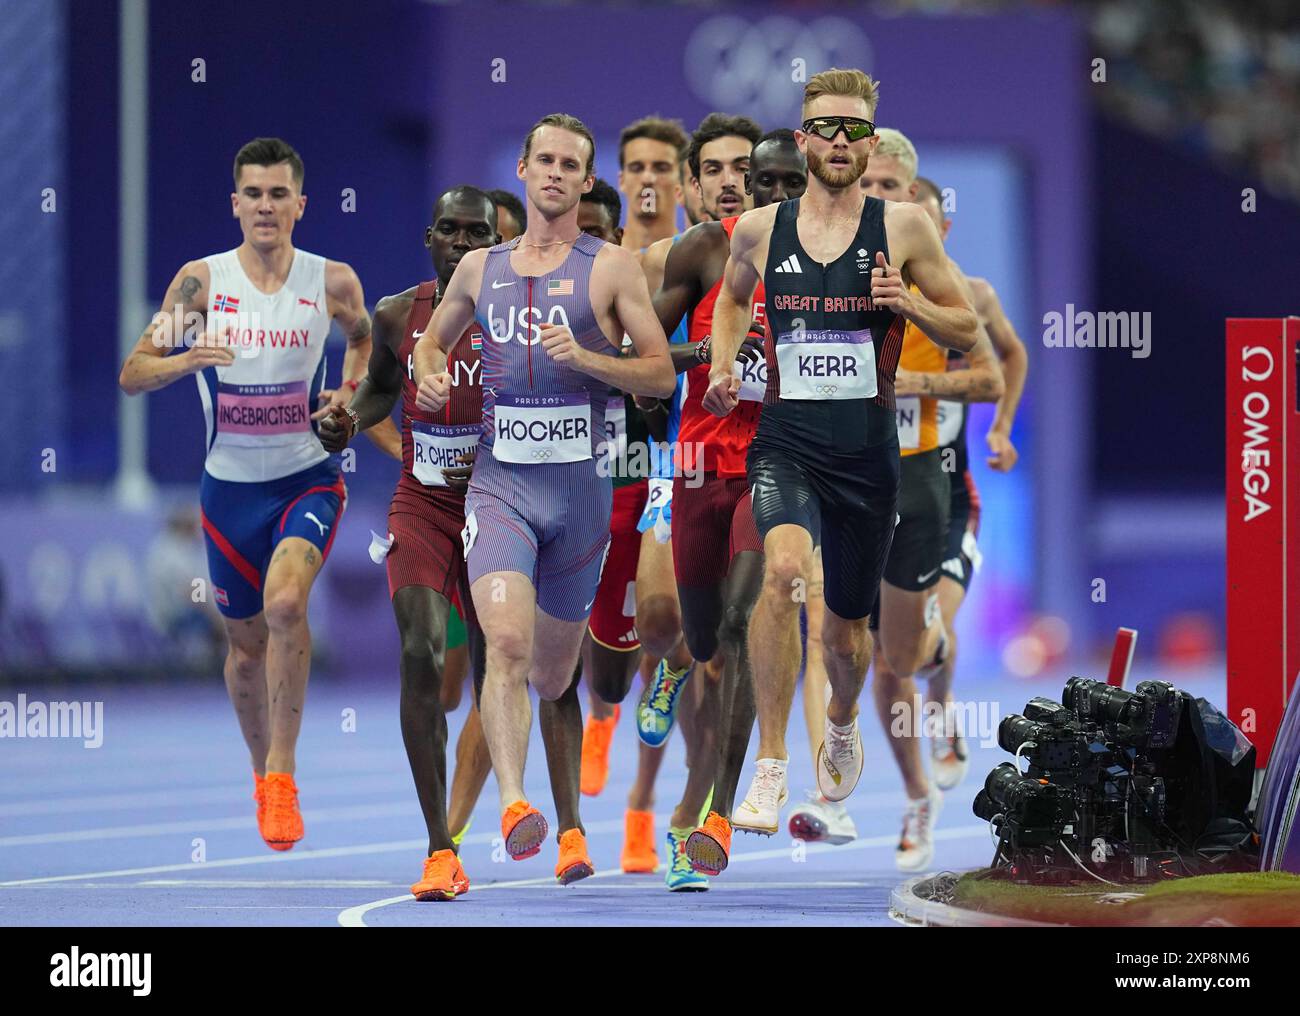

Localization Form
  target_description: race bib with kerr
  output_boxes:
[774,329,877,400]
[492,392,593,464]
[412,421,480,487]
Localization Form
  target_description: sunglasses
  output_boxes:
[801,116,876,143]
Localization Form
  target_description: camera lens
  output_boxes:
[1064,676,1137,726]
[998,715,1042,755]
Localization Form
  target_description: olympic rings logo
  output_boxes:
[683,15,873,125]
[530,449,555,461]
[815,385,839,396]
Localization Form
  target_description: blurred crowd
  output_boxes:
[670,0,1300,203]
[1088,0,1300,202]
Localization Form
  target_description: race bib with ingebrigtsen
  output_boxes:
[733,354,768,402]
[412,421,480,487]
[774,329,877,400]
[895,396,922,450]
[215,381,310,445]
[492,392,593,464]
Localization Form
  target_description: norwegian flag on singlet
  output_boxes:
[212,293,240,313]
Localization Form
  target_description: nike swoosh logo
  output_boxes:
[411,329,424,339]
[584,597,596,611]
[917,568,939,583]
[491,280,515,289]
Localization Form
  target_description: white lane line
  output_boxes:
[141,879,403,888]
[0,840,426,886]
[5,747,418,789]
[445,881,877,891]
[0,817,625,887]
[0,881,408,890]
[0,773,411,818]
[184,909,345,914]
[337,824,990,926]
[0,801,421,847]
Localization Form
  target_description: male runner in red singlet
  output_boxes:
[652,123,812,887]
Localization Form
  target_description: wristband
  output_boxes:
[695,335,712,365]
[344,406,360,437]
[344,379,360,392]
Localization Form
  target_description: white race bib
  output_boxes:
[936,399,963,447]
[775,329,877,400]
[895,396,922,451]
[492,392,592,464]
[733,355,768,402]
[412,421,480,487]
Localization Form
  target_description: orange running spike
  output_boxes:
[555,828,595,885]
[685,811,732,876]
[261,773,304,851]
[621,809,658,873]
[580,706,620,797]
[501,800,549,860]
[411,848,470,901]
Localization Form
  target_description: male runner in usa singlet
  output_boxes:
[118,138,375,851]
[413,114,675,865]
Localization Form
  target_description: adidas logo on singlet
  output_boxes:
[773,254,802,274]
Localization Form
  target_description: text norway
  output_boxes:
[497,417,589,442]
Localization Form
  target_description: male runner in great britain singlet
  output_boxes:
[696,70,979,874]
[118,138,374,851]
[413,114,675,864]
[653,124,812,884]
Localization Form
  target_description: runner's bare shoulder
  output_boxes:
[728,204,779,264]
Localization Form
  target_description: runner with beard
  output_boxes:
[690,70,978,876]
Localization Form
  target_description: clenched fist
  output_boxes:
[539,323,590,371]
[870,251,911,315]
[416,371,452,413]
[701,365,740,418]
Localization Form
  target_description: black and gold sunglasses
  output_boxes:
[801,116,876,143]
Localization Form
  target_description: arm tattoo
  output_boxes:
[923,369,1002,402]
[178,275,202,305]
[348,314,372,343]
